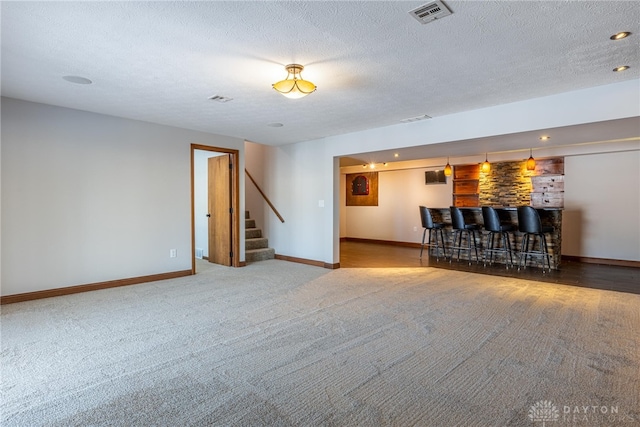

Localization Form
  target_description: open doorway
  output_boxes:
[191,144,240,272]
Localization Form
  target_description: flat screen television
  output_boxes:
[425,170,447,185]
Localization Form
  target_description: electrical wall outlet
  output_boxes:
[169,249,177,258]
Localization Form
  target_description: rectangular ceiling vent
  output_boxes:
[400,114,432,123]
[409,1,452,24]
[209,95,233,103]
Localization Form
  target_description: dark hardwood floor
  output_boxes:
[340,241,640,295]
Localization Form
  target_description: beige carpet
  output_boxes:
[1,260,639,426]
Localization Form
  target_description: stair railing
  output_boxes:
[245,169,285,223]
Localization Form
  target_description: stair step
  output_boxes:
[244,213,274,262]
[246,237,268,250]
[246,247,275,262]
[246,228,262,239]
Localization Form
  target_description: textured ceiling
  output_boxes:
[1,1,639,148]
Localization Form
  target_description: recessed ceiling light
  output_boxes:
[394,153,399,158]
[613,66,630,72]
[610,31,631,40]
[266,122,284,128]
[62,75,92,85]
[540,136,550,141]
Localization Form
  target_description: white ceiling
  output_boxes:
[1,1,639,154]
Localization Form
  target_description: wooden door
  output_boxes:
[208,154,232,266]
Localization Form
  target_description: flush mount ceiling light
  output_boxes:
[272,64,316,99]
[610,31,631,40]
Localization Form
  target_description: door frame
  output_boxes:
[191,144,240,272]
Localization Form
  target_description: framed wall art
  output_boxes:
[346,172,378,206]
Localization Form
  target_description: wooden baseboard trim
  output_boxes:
[275,254,340,270]
[563,256,640,268]
[1,269,193,305]
[342,237,422,249]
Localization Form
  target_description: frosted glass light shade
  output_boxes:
[272,64,316,99]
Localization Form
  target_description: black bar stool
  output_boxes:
[481,206,515,268]
[449,207,481,265]
[419,206,448,260]
[517,206,554,272]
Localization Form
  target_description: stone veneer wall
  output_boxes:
[478,160,535,206]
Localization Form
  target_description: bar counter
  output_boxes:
[428,207,562,269]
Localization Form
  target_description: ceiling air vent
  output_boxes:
[408,1,452,24]
[209,95,233,103]
[400,114,432,123]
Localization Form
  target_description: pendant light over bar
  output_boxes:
[444,157,452,176]
[526,148,536,171]
[481,153,491,173]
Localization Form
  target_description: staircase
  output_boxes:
[245,211,275,262]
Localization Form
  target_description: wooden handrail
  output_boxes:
[245,169,285,223]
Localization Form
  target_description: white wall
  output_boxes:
[260,139,336,263]
[1,98,245,296]
[259,80,640,265]
[342,166,453,242]
[563,151,640,261]
[326,80,640,160]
